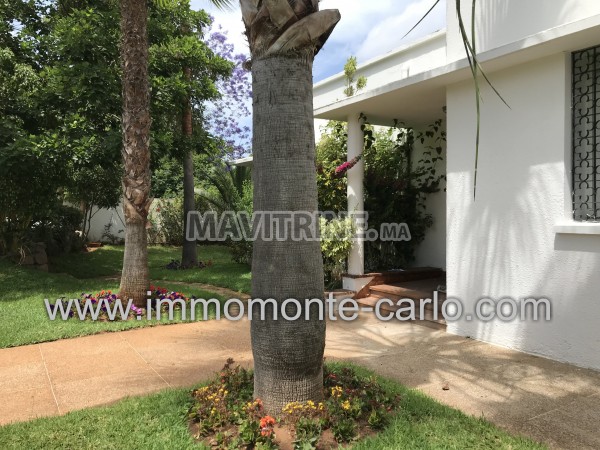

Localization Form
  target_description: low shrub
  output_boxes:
[26,204,84,256]
[320,217,355,289]
[148,199,184,246]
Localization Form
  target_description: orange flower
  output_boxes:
[259,415,276,437]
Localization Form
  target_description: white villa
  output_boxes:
[90,0,600,372]
[310,0,600,372]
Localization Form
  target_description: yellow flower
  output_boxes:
[342,400,351,411]
[318,402,324,411]
[331,386,343,398]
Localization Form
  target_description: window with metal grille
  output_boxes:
[572,45,600,221]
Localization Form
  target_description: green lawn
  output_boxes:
[50,245,251,294]
[0,364,545,450]
[0,258,225,348]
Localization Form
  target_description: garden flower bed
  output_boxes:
[188,359,401,449]
[49,286,194,321]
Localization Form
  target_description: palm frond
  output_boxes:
[196,164,250,213]
[456,0,510,199]
[152,0,235,10]
[402,0,441,40]
[209,0,236,10]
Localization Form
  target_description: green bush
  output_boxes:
[320,217,355,288]
[364,120,445,271]
[316,122,348,213]
[315,118,446,272]
[194,164,254,264]
[331,417,357,443]
[148,199,184,246]
[0,135,68,255]
[228,179,253,265]
[293,417,322,450]
[26,204,84,256]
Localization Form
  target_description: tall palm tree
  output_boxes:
[118,0,233,306]
[240,0,340,412]
[119,0,152,307]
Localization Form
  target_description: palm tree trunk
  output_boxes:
[251,55,325,413]
[118,0,151,308]
[241,0,340,414]
[181,67,198,268]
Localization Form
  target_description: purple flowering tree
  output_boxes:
[205,24,252,159]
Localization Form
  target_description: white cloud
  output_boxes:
[355,0,446,62]
[317,0,446,80]
[192,1,447,80]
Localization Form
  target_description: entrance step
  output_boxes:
[358,276,447,329]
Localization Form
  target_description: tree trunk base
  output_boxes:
[119,218,149,307]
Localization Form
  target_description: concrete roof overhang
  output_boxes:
[314,14,600,128]
[229,156,253,167]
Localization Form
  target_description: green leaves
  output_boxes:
[316,121,348,213]
[343,56,367,97]
[206,0,236,10]
[0,0,239,254]
[320,216,355,286]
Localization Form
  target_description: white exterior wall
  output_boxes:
[314,31,447,111]
[447,0,600,62]
[414,138,447,270]
[86,200,164,243]
[86,203,125,243]
[446,52,600,370]
[414,185,446,270]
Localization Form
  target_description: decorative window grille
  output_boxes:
[572,45,600,221]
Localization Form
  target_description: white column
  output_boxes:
[347,114,365,275]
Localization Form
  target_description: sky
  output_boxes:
[189,0,447,154]
[192,0,447,82]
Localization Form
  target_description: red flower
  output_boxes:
[334,154,363,177]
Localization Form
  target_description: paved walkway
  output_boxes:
[1,314,600,449]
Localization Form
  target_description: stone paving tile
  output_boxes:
[0,359,48,393]
[0,386,58,426]
[515,394,600,450]
[40,340,149,384]
[0,345,42,369]
[1,313,600,450]
[0,345,48,393]
[52,371,168,412]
